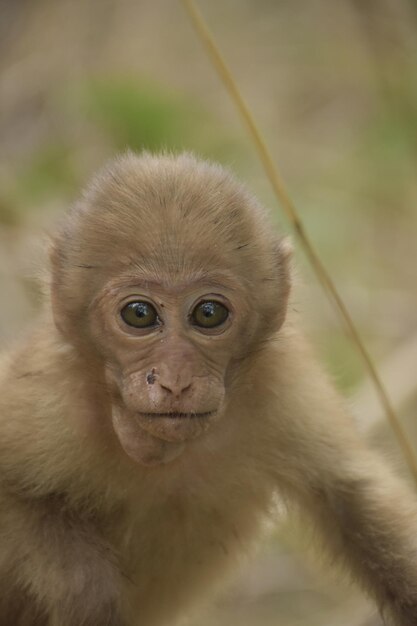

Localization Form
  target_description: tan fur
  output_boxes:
[0,153,416,625]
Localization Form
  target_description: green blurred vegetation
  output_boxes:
[0,78,240,226]
[83,78,194,151]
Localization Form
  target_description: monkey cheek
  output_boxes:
[111,406,185,467]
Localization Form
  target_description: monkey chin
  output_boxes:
[111,405,219,467]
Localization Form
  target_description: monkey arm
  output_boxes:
[261,330,417,626]
[0,489,126,626]
[302,465,417,626]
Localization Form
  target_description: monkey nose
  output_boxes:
[149,364,194,398]
[159,379,192,398]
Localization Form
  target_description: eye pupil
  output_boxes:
[134,303,148,317]
[121,301,159,329]
[202,303,215,318]
[192,300,229,329]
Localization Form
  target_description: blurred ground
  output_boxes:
[1,1,416,624]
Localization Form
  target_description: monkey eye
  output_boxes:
[191,301,229,329]
[120,301,160,329]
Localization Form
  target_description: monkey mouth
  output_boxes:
[132,408,220,442]
[137,411,216,419]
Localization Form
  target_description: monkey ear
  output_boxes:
[270,236,293,332]
[49,240,60,275]
[49,242,64,331]
[276,236,293,263]
[273,235,293,283]
[49,241,85,343]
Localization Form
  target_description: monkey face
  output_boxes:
[50,154,292,466]
[86,269,255,465]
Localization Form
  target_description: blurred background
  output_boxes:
[1,0,417,624]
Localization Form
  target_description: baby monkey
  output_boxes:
[0,152,416,626]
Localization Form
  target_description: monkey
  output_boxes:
[0,152,416,626]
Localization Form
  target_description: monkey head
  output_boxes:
[50,153,291,466]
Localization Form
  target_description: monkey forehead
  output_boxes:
[103,268,238,292]
[60,153,280,277]
[94,269,243,312]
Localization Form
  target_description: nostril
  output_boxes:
[180,382,192,396]
[160,381,192,397]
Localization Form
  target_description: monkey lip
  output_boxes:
[136,411,216,419]
[132,408,220,442]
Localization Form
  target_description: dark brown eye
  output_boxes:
[191,301,229,329]
[120,302,159,329]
